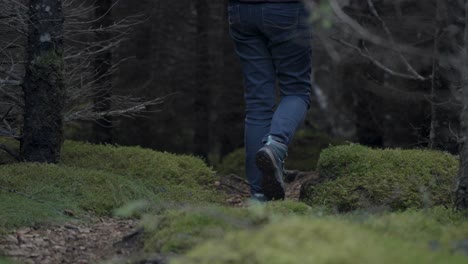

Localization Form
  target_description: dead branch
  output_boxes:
[64,97,164,123]
[366,0,426,81]
[328,0,429,58]
[333,37,427,80]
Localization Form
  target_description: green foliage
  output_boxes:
[302,144,458,211]
[310,2,334,29]
[34,50,63,69]
[0,141,222,232]
[173,214,468,264]
[61,141,221,203]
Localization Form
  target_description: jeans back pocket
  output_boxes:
[262,6,299,30]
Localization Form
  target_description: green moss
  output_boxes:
[61,141,220,203]
[0,163,155,231]
[0,257,15,264]
[302,144,458,211]
[356,207,468,250]
[216,148,245,177]
[0,141,223,231]
[263,200,312,216]
[142,201,313,255]
[173,215,468,264]
[142,205,266,254]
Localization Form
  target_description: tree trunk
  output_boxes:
[456,0,468,210]
[193,0,223,162]
[92,0,113,144]
[429,0,442,149]
[21,0,65,163]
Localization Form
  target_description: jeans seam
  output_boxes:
[228,5,240,25]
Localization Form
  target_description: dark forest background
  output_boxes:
[62,0,462,166]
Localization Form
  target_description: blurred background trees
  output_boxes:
[1,0,468,171]
[101,0,465,160]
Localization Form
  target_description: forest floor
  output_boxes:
[0,172,317,264]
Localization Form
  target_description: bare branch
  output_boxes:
[328,0,428,58]
[366,0,426,81]
[333,37,428,80]
[64,97,164,123]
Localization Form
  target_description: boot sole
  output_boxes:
[256,148,285,201]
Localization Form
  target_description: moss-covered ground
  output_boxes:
[172,210,468,264]
[0,257,13,264]
[302,144,458,211]
[0,139,220,233]
[137,202,468,264]
[1,139,468,264]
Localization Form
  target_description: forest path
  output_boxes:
[219,171,319,207]
[0,172,317,263]
[0,218,139,264]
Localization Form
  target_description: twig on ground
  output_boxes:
[0,185,44,203]
[0,143,20,160]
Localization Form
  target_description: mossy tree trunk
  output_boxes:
[456,1,468,210]
[21,0,65,163]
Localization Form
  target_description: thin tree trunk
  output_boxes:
[193,0,224,163]
[93,0,113,144]
[429,0,442,149]
[21,0,65,163]
[456,0,468,210]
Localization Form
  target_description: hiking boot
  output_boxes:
[250,193,268,203]
[255,136,288,201]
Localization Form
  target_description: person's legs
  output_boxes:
[228,2,276,196]
[255,3,312,200]
[264,3,312,146]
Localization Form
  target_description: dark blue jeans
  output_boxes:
[228,0,312,194]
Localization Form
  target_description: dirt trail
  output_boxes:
[219,171,319,207]
[0,219,139,264]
